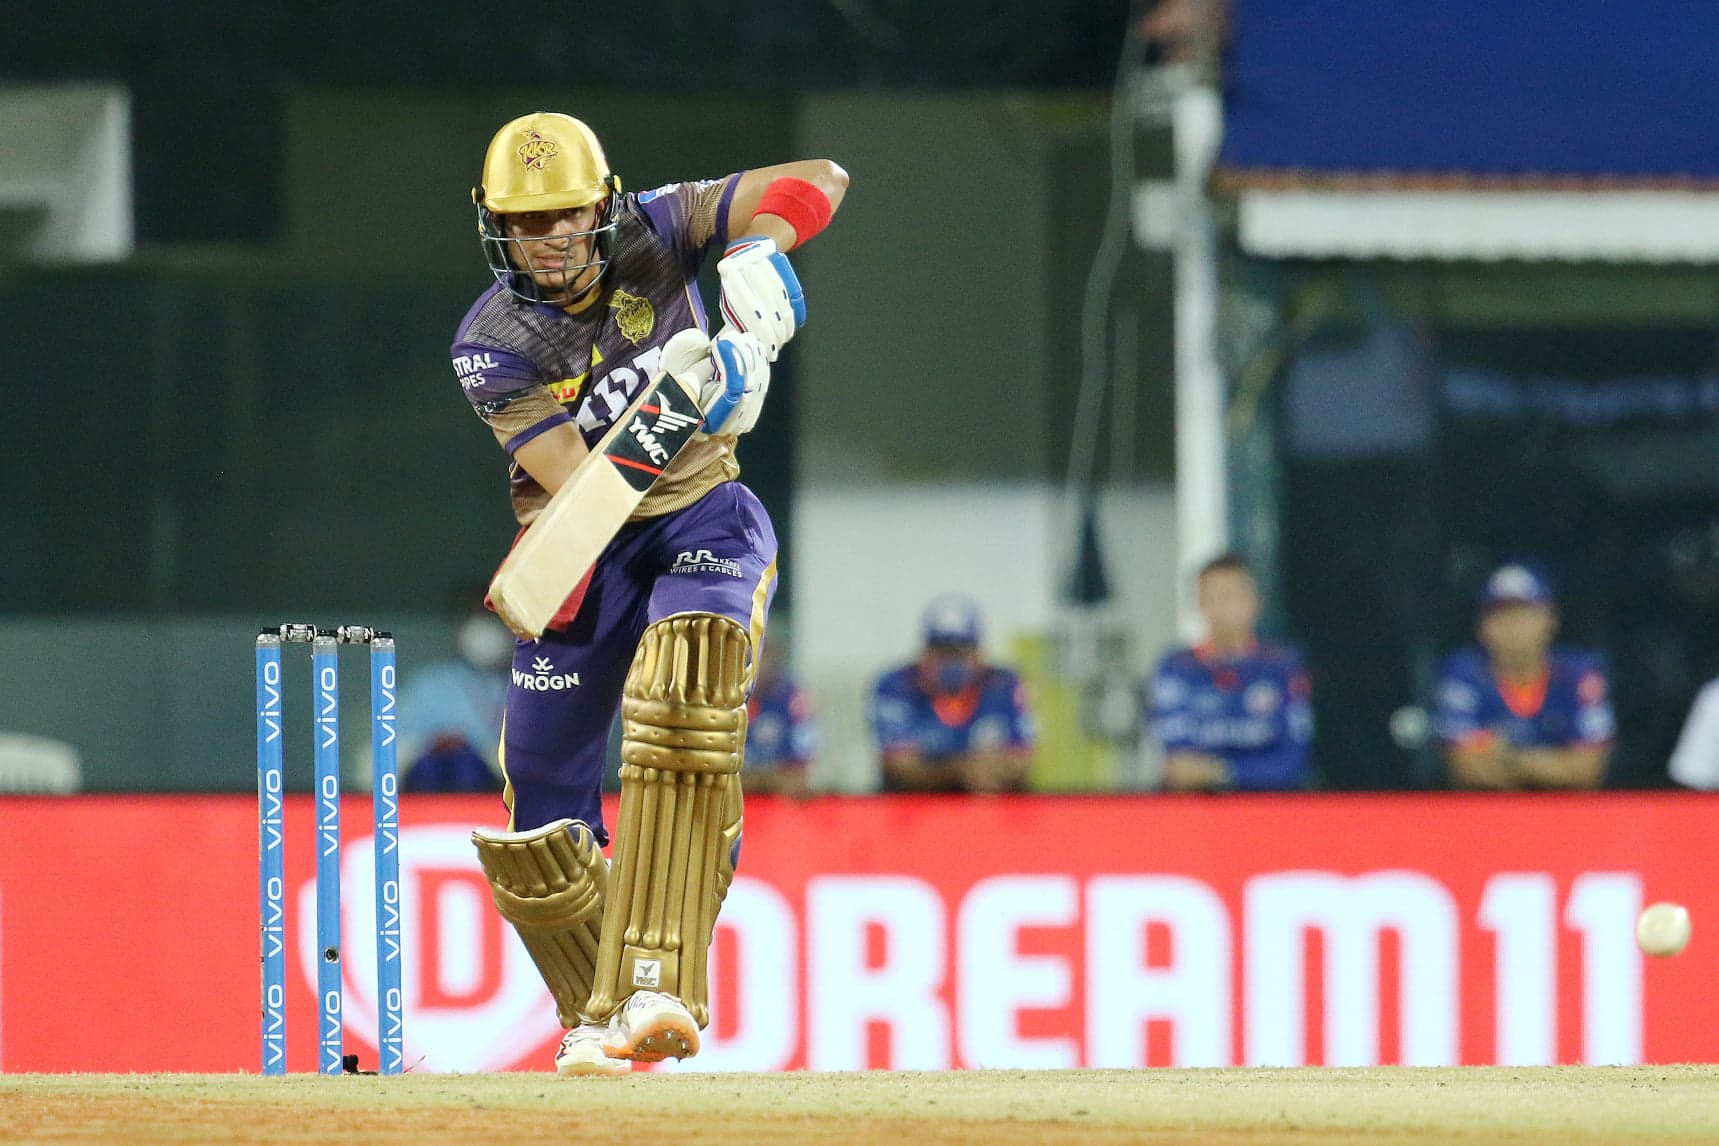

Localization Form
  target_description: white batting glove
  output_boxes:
[656,326,716,394]
[697,327,771,437]
[654,327,771,437]
[716,236,805,361]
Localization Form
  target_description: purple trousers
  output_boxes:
[499,481,777,842]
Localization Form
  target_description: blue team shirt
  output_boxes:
[746,675,818,771]
[871,665,1034,764]
[1149,641,1313,791]
[1434,647,1614,750]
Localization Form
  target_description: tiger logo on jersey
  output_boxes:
[517,129,559,171]
[609,289,655,344]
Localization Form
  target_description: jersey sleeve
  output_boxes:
[1284,657,1315,748]
[1669,680,1719,788]
[1003,674,1035,750]
[1277,654,1314,771]
[1434,657,1487,747]
[1149,655,1198,751]
[870,673,920,756]
[635,176,741,272]
[1569,658,1616,746]
[451,338,571,454]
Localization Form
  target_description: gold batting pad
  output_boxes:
[471,818,608,1028]
[586,613,749,1027]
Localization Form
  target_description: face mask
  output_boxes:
[457,615,515,671]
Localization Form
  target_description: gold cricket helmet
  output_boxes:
[476,112,614,214]
[473,112,623,305]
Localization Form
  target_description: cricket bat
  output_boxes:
[488,367,706,638]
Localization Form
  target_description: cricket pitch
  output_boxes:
[4,1065,1717,1144]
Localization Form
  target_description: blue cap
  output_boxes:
[922,594,982,648]
[1480,563,1554,610]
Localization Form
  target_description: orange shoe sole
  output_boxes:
[604,1012,701,1063]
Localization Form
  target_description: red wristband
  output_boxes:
[754,176,833,246]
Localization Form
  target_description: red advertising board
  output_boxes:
[0,793,1712,1073]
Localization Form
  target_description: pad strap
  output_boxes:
[753,177,832,247]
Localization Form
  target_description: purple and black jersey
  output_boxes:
[451,177,742,526]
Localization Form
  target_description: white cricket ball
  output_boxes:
[1636,901,1692,957]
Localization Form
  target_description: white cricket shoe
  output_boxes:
[556,1022,632,1076]
[602,990,701,1063]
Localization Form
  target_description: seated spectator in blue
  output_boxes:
[744,624,819,798]
[1435,563,1613,790]
[872,596,1034,793]
[398,591,511,793]
[1150,553,1313,792]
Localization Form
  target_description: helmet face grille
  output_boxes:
[475,113,619,304]
[476,195,620,305]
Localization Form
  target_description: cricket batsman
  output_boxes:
[452,112,846,1074]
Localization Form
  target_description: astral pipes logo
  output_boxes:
[513,656,581,692]
[299,826,564,1072]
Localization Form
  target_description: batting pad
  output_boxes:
[586,613,748,1028]
[471,818,608,1028]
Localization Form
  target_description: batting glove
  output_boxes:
[658,327,714,384]
[697,327,771,437]
[716,236,805,361]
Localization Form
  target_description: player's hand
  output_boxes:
[717,236,805,361]
[956,755,995,793]
[1163,752,1233,793]
[658,327,715,384]
[697,327,772,436]
[957,752,1011,795]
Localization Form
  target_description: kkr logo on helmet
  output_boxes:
[518,129,559,171]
